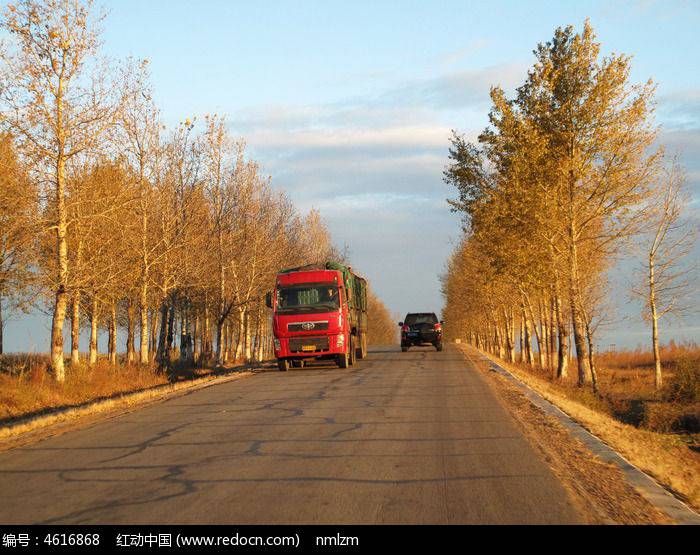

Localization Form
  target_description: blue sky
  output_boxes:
[3,0,700,351]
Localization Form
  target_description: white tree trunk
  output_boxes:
[649,255,663,389]
[71,291,80,365]
[89,297,99,366]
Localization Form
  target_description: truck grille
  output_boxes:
[288,336,330,352]
[287,321,329,332]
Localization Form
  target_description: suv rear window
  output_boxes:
[404,313,438,325]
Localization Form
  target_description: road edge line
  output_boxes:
[459,345,700,525]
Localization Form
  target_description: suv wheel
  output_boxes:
[277,358,289,372]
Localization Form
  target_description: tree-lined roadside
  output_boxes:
[0,0,397,380]
[441,21,696,395]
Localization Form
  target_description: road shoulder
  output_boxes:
[458,345,681,524]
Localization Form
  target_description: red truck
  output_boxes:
[266,261,368,371]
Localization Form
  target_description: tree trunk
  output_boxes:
[244,311,251,362]
[260,314,266,362]
[71,290,80,365]
[50,151,69,381]
[519,317,524,362]
[216,316,225,365]
[180,305,192,363]
[540,300,550,370]
[649,255,663,389]
[522,305,534,365]
[228,321,235,361]
[568,221,590,386]
[222,321,229,363]
[51,289,68,379]
[149,308,157,356]
[0,297,3,355]
[126,299,136,364]
[139,185,149,364]
[234,317,242,361]
[156,301,169,372]
[89,296,98,366]
[193,314,199,363]
[549,295,558,372]
[108,301,117,365]
[166,302,175,363]
[139,277,149,364]
[554,288,569,379]
[254,311,263,362]
[203,297,211,359]
[216,228,227,364]
[585,320,599,394]
[503,308,515,363]
[524,295,544,368]
[494,322,505,359]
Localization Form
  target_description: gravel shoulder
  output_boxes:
[459,345,672,524]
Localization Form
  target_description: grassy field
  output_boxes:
[515,342,700,434]
[0,353,239,422]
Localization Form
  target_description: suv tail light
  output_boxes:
[401,325,410,333]
[434,323,442,332]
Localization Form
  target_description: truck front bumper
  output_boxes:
[274,334,347,358]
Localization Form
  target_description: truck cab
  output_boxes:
[267,263,367,371]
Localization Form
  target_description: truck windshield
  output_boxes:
[276,284,340,314]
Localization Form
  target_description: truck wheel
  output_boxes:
[277,358,289,372]
[357,333,367,359]
[349,337,357,366]
[401,347,408,352]
[336,350,349,368]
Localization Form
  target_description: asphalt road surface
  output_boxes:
[0,345,582,524]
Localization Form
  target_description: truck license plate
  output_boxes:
[301,345,316,352]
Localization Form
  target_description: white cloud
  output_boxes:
[659,89,700,130]
[382,62,528,110]
[246,124,452,151]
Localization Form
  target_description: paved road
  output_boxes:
[0,345,582,524]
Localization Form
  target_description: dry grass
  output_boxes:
[0,354,247,423]
[0,359,167,422]
[596,341,699,372]
[472,346,700,512]
[506,342,700,434]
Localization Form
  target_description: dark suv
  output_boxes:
[399,313,443,352]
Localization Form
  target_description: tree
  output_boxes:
[366,289,397,345]
[200,114,239,365]
[66,159,135,365]
[297,209,337,265]
[118,57,162,365]
[443,21,661,391]
[1,0,117,380]
[0,132,37,354]
[518,21,660,386]
[633,162,696,389]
